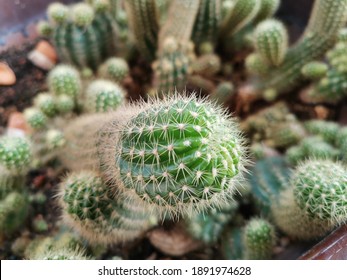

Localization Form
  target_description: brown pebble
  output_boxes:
[314,105,329,119]
[28,40,57,70]
[35,40,57,62]
[7,112,29,133]
[0,62,16,85]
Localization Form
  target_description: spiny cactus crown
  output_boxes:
[304,120,339,143]
[48,65,81,98]
[114,95,246,216]
[71,3,95,27]
[45,129,66,149]
[34,93,57,118]
[56,94,75,114]
[33,247,89,260]
[243,218,276,260]
[254,19,288,66]
[293,160,347,224]
[0,136,32,170]
[23,107,47,130]
[85,80,125,113]
[47,2,69,24]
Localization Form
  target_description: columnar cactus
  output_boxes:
[97,57,129,83]
[243,218,276,260]
[220,0,261,37]
[152,37,193,95]
[253,0,280,24]
[124,0,159,61]
[246,0,347,99]
[84,80,126,113]
[103,95,246,217]
[254,19,288,66]
[191,0,221,46]
[40,1,118,70]
[60,171,155,244]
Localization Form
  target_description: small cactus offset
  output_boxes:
[0,136,32,171]
[105,95,246,217]
[23,108,47,130]
[41,1,118,70]
[245,53,270,76]
[48,64,82,102]
[254,19,288,66]
[191,53,221,78]
[243,218,276,260]
[304,120,339,144]
[301,61,328,80]
[33,93,58,118]
[60,171,155,244]
[84,80,126,113]
[97,57,130,83]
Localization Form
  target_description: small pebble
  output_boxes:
[0,62,16,85]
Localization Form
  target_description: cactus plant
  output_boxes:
[60,171,155,244]
[304,120,340,144]
[210,82,235,105]
[191,53,221,77]
[105,95,246,217]
[254,19,288,66]
[243,218,276,260]
[33,93,58,118]
[23,108,47,130]
[124,0,159,61]
[84,80,126,113]
[301,61,328,80]
[97,57,129,83]
[245,0,347,99]
[41,1,118,70]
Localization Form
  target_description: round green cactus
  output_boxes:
[0,136,31,170]
[60,171,155,244]
[243,218,276,260]
[300,136,339,160]
[85,80,126,113]
[98,57,129,83]
[245,53,270,76]
[301,61,328,80]
[34,93,57,118]
[23,107,47,130]
[37,20,53,37]
[113,95,246,216]
[293,160,347,224]
[48,65,82,99]
[272,188,335,240]
[254,19,288,66]
[56,94,75,114]
[191,53,221,77]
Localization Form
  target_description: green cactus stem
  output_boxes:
[192,0,221,46]
[301,61,328,80]
[60,171,155,244]
[125,0,159,61]
[43,1,118,70]
[254,19,288,66]
[34,93,57,118]
[84,80,126,113]
[243,218,276,260]
[108,95,246,217]
[97,57,129,83]
[23,107,47,130]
